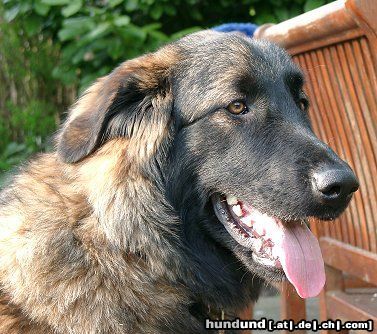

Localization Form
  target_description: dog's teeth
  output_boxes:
[232,205,243,217]
[264,239,274,248]
[253,222,265,236]
[265,247,273,257]
[226,195,238,206]
[242,217,253,227]
[253,238,263,252]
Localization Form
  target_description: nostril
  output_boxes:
[312,167,359,204]
[322,185,341,198]
[350,186,358,194]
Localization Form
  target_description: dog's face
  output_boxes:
[57,31,358,300]
[167,32,359,298]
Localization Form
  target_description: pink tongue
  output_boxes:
[275,221,325,298]
[241,208,325,298]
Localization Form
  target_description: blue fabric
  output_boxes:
[212,23,259,37]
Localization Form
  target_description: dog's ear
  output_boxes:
[57,49,177,163]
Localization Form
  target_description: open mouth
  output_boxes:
[211,193,325,298]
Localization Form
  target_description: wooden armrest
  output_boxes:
[254,0,361,55]
[326,289,377,322]
[320,237,377,286]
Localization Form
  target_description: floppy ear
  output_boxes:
[57,49,177,163]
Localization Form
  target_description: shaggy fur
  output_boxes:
[0,31,356,333]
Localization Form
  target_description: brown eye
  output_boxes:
[227,101,248,115]
[298,97,309,112]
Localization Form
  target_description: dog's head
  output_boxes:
[57,31,359,299]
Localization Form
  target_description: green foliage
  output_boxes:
[0,100,57,186]
[5,100,57,151]
[2,0,332,92]
[0,5,64,182]
[0,143,32,174]
[0,0,332,181]
[0,141,29,188]
[304,0,326,12]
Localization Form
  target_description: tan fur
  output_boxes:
[1,32,268,333]
[0,148,190,334]
[0,47,195,334]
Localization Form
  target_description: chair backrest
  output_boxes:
[256,0,377,283]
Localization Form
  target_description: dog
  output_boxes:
[0,30,358,333]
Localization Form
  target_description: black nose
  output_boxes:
[312,167,359,206]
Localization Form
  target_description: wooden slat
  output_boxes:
[342,40,377,252]
[238,304,253,334]
[326,290,377,324]
[359,38,377,95]
[320,237,377,284]
[336,40,377,231]
[320,266,345,326]
[344,276,376,289]
[345,0,377,66]
[256,1,377,327]
[316,47,363,244]
[309,50,347,243]
[259,2,377,253]
[280,282,306,334]
[328,40,374,249]
[292,35,377,253]
[315,45,365,247]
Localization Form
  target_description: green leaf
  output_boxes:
[2,142,26,158]
[274,7,289,22]
[107,37,124,59]
[19,3,32,14]
[58,27,78,41]
[24,16,43,36]
[0,174,7,189]
[86,38,111,52]
[255,12,278,25]
[304,0,325,12]
[4,5,20,22]
[288,4,302,18]
[164,6,176,16]
[109,0,124,8]
[62,16,95,28]
[86,7,106,15]
[61,42,80,59]
[71,47,89,64]
[113,15,131,27]
[79,73,99,94]
[141,23,162,32]
[119,25,147,44]
[85,22,111,41]
[34,2,50,16]
[61,0,83,17]
[171,26,202,40]
[150,6,163,20]
[58,17,95,41]
[148,31,168,41]
[52,66,77,85]
[125,0,139,11]
[190,8,202,21]
[41,0,71,5]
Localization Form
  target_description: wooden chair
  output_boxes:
[255,0,377,332]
